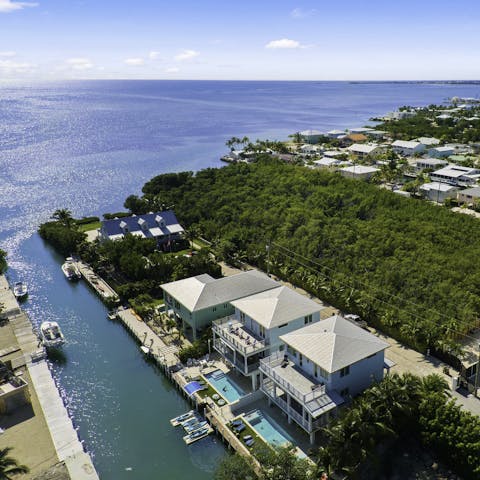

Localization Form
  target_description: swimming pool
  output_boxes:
[244,409,295,447]
[203,369,245,403]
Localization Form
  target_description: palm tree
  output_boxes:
[0,447,29,480]
[51,208,74,228]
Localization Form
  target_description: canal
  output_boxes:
[16,233,226,479]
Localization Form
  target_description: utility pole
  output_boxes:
[475,343,480,398]
[266,242,270,277]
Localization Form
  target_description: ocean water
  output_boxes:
[1,80,480,479]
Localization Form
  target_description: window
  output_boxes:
[340,387,349,397]
[212,306,217,312]
[304,314,313,325]
[174,300,180,309]
[314,364,329,379]
[240,311,245,322]
[224,303,228,309]
[259,325,265,338]
[299,354,303,366]
[340,366,350,377]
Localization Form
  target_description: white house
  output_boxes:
[457,186,480,206]
[420,182,459,203]
[348,127,374,134]
[347,143,381,158]
[391,140,426,156]
[414,158,448,172]
[326,129,346,139]
[259,315,389,443]
[162,270,279,340]
[299,130,324,144]
[385,110,416,121]
[428,146,454,158]
[416,137,440,146]
[340,165,379,180]
[430,164,480,186]
[212,286,324,390]
[313,157,344,169]
[299,144,322,155]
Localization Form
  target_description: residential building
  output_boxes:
[161,270,279,339]
[299,130,324,144]
[326,129,346,139]
[414,158,448,172]
[367,130,387,140]
[429,146,454,158]
[313,157,344,169]
[339,134,368,147]
[299,144,322,155]
[340,165,379,180]
[457,186,480,206]
[391,140,426,156]
[347,143,381,158]
[385,110,416,121]
[259,315,389,443]
[430,164,480,186]
[212,285,324,389]
[323,150,345,158]
[348,127,374,135]
[420,182,459,203]
[99,210,185,247]
[416,137,440,146]
[0,361,29,415]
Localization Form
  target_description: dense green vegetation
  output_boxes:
[124,160,480,356]
[318,373,479,479]
[0,249,7,274]
[376,104,480,143]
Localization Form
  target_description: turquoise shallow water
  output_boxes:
[2,80,480,478]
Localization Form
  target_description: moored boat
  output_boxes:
[62,258,81,281]
[40,321,65,348]
[183,426,213,445]
[13,282,28,300]
[170,410,195,426]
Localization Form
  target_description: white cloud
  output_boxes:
[0,59,34,73]
[265,38,303,49]
[0,51,16,57]
[149,51,161,60]
[124,57,144,66]
[174,49,199,62]
[0,0,38,13]
[66,57,94,70]
[165,66,179,73]
[290,8,316,19]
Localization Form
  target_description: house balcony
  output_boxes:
[213,338,260,375]
[212,316,267,356]
[259,351,343,419]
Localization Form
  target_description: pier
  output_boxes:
[73,260,119,303]
[0,275,99,480]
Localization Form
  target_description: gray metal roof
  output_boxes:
[459,186,480,197]
[280,315,389,373]
[161,270,279,312]
[231,286,324,329]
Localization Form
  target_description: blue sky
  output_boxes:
[1,0,480,80]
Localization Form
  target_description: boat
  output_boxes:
[62,258,81,281]
[13,282,28,300]
[180,414,202,429]
[40,321,65,348]
[170,410,195,426]
[183,420,208,434]
[183,426,213,445]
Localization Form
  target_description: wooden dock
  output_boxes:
[74,260,119,303]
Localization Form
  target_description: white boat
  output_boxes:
[62,258,81,281]
[183,426,213,445]
[13,282,28,299]
[170,410,195,426]
[40,321,65,348]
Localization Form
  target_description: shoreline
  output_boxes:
[0,275,99,480]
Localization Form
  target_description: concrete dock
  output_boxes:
[74,260,119,303]
[0,275,99,480]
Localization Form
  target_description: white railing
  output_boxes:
[213,316,266,355]
[260,351,326,406]
[213,339,260,375]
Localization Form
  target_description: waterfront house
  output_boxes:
[299,144,322,155]
[259,315,389,443]
[420,182,459,203]
[212,285,324,390]
[457,186,480,206]
[161,270,279,340]
[366,130,387,140]
[312,157,344,169]
[348,127,374,135]
[99,210,185,248]
[347,143,381,158]
[0,361,29,415]
[326,129,346,139]
[430,164,480,187]
[428,146,454,158]
[340,165,379,180]
[299,130,324,144]
[385,110,416,121]
[391,140,426,156]
[339,133,368,147]
[414,158,448,172]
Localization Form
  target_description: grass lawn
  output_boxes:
[77,221,101,232]
[227,417,268,456]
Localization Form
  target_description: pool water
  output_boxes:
[244,409,295,447]
[203,370,245,403]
